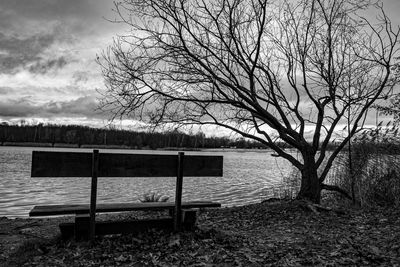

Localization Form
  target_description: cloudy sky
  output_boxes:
[0,0,128,127]
[1,0,400,131]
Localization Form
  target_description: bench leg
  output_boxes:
[75,214,90,241]
[170,209,197,231]
[182,209,197,230]
[169,208,174,217]
[59,223,74,240]
[59,214,90,240]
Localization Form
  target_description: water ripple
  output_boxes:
[0,146,293,217]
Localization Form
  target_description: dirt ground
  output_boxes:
[1,201,400,266]
[0,216,68,265]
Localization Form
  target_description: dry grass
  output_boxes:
[327,124,400,207]
[139,191,170,203]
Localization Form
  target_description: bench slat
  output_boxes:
[31,151,223,177]
[29,201,221,216]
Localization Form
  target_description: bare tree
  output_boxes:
[99,0,400,203]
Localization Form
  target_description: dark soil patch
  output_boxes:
[1,201,400,266]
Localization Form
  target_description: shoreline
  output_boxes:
[0,142,350,153]
[0,141,276,152]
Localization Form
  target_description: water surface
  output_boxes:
[0,146,295,217]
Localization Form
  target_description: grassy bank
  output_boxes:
[1,201,400,266]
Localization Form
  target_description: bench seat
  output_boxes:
[29,201,221,217]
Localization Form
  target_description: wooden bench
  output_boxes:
[30,150,223,240]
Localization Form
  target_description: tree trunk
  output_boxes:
[297,152,321,204]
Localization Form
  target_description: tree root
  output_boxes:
[321,183,353,200]
[321,183,361,206]
[295,199,345,215]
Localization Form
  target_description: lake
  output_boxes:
[0,146,296,217]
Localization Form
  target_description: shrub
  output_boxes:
[327,125,400,207]
[139,191,170,203]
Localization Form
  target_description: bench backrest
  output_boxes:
[31,151,223,177]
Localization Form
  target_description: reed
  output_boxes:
[273,123,400,207]
[328,123,400,207]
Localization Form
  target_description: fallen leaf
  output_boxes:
[115,255,127,262]
[168,235,181,247]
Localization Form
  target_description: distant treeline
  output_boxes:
[0,123,288,149]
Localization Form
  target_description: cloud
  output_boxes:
[72,71,90,85]
[0,87,13,95]
[0,0,122,76]
[27,57,68,74]
[0,0,130,126]
[0,33,56,74]
[0,0,119,37]
[0,0,103,21]
[0,98,40,117]
[0,96,102,119]
[44,96,100,117]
